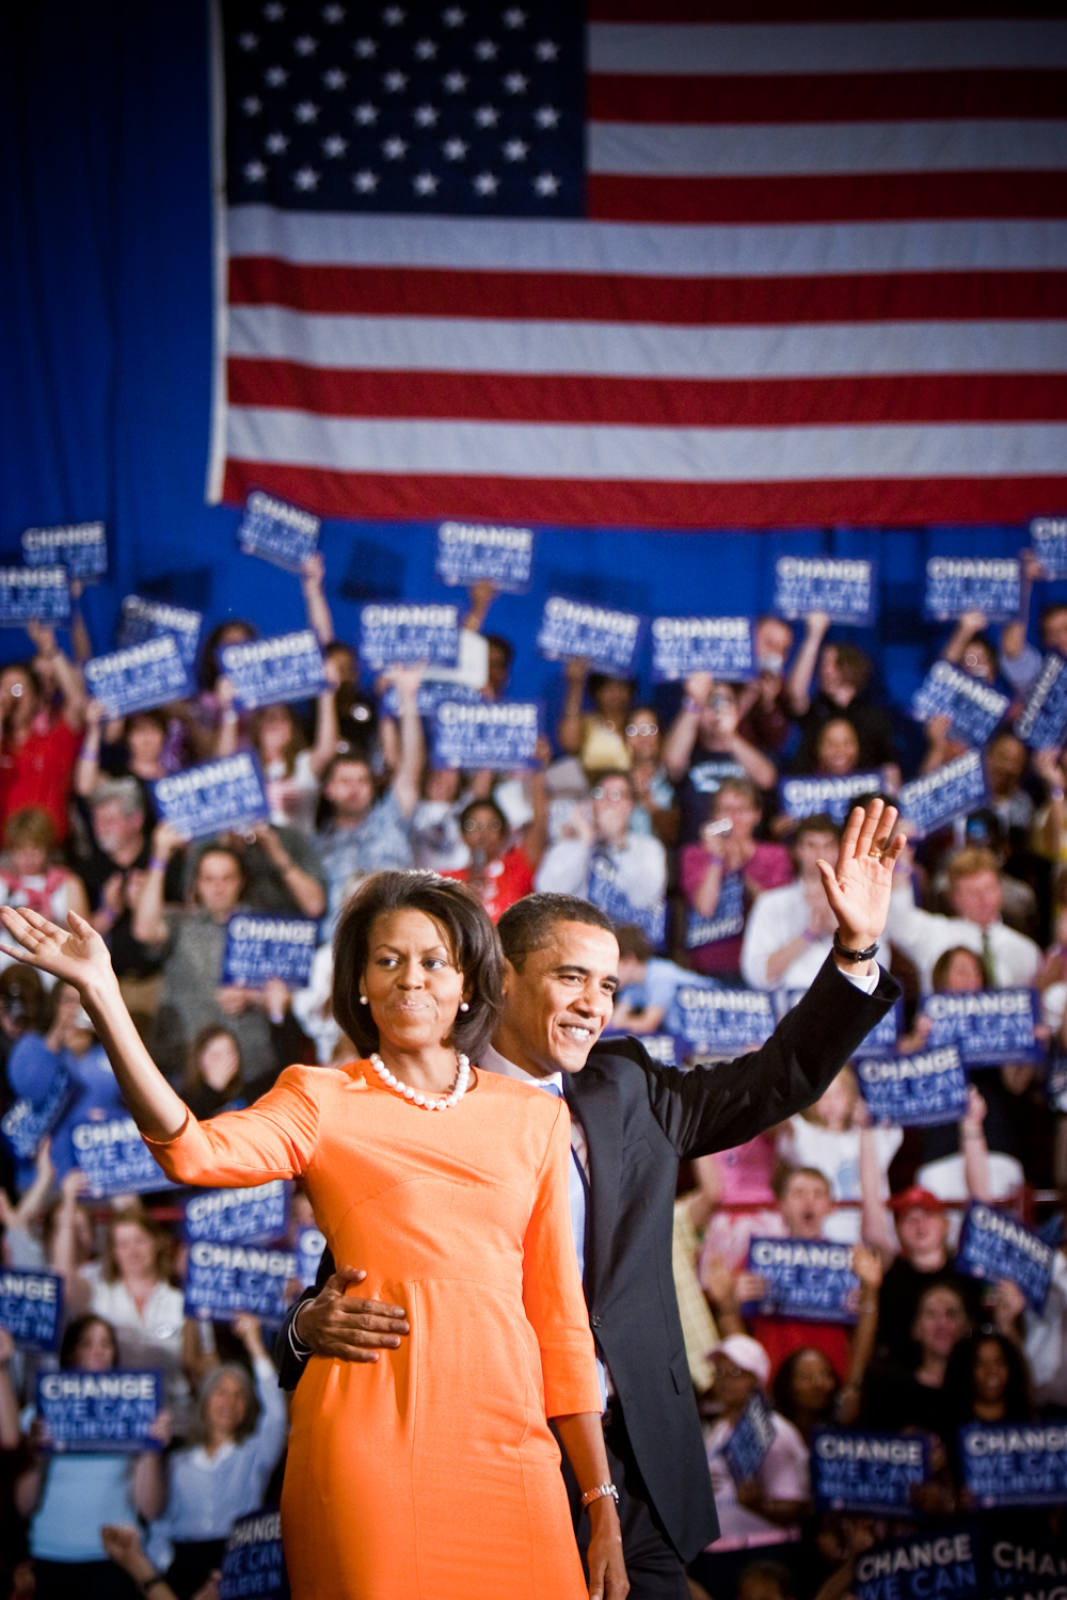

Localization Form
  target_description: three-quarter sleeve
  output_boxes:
[143,1065,322,1187]
[521,1102,601,1418]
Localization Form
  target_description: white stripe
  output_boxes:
[226,410,1067,482]
[589,120,1067,178]
[227,206,1067,278]
[588,20,1067,76]
[228,307,1067,379]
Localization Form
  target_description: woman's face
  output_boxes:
[912,1287,968,1359]
[625,708,660,762]
[791,1348,836,1412]
[817,718,860,775]
[361,909,466,1054]
[198,1032,241,1091]
[594,677,632,721]
[206,1372,249,1439]
[461,805,507,861]
[424,768,460,804]
[940,950,985,992]
[258,705,294,756]
[74,1319,117,1372]
[11,842,47,878]
[814,1072,855,1132]
[111,1221,157,1281]
[972,1339,1010,1406]
[126,716,165,766]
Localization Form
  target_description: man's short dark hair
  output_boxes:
[615,924,654,963]
[332,870,502,1060]
[497,893,615,971]
[829,643,872,692]
[794,813,840,844]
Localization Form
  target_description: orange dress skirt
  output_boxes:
[147,1062,599,1599]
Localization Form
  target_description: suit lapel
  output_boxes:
[566,1064,623,1302]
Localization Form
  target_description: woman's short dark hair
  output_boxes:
[458,798,509,835]
[771,1345,839,1426]
[944,1328,1031,1423]
[332,870,502,1060]
[60,1314,119,1370]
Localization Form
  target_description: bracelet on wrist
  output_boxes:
[682,696,706,714]
[148,857,167,872]
[580,1482,620,1511]
[832,932,879,963]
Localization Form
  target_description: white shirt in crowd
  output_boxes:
[885,879,1041,992]
[535,833,667,908]
[741,881,832,991]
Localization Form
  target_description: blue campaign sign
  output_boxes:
[960,1422,1067,1508]
[778,773,884,826]
[924,556,1021,623]
[1030,515,1067,580]
[435,519,536,592]
[152,752,270,840]
[296,1226,327,1289]
[184,1240,298,1324]
[650,616,755,683]
[773,556,877,625]
[853,1531,981,1600]
[812,1428,929,1516]
[922,989,1040,1066]
[70,1116,175,1198]
[536,595,643,677]
[986,1534,1067,1599]
[0,1269,63,1352]
[118,595,204,667]
[744,1237,859,1324]
[723,1391,776,1485]
[674,986,776,1055]
[359,602,461,671]
[956,1203,1055,1312]
[84,635,194,718]
[856,1045,968,1128]
[379,678,483,720]
[221,629,328,710]
[684,874,745,949]
[222,914,320,989]
[36,1369,162,1453]
[911,661,1010,749]
[0,565,70,625]
[431,699,541,771]
[587,857,665,950]
[220,1509,289,1600]
[185,1181,290,1248]
[1,1063,76,1161]
[22,520,107,578]
[1014,652,1067,750]
[898,749,988,838]
[237,490,320,573]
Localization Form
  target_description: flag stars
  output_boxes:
[474,104,498,127]
[503,7,526,27]
[442,136,468,159]
[244,160,268,182]
[414,38,437,59]
[265,65,288,86]
[503,71,527,93]
[383,69,408,91]
[322,3,345,20]
[238,32,259,51]
[383,135,408,158]
[473,171,499,195]
[322,67,347,88]
[294,35,318,55]
[534,39,558,61]
[241,96,263,115]
[293,167,320,190]
[413,103,439,126]
[503,137,528,161]
[442,6,466,25]
[413,171,439,195]
[263,1,285,18]
[534,171,560,196]
[382,5,405,23]
[294,101,320,123]
[443,70,467,92]
[353,169,379,192]
[322,134,348,157]
[265,131,289,152]
[354,37,377,57]
[354,102,379,124]
[474,39,497,61]
[534,105,559,129]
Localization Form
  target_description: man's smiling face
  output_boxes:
[494,920,619,1078]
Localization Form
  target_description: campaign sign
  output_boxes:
[84,635,193,718]
[778,773,883,826]
[70,1116,174,1198]
[723,1391,776,1486]
[379,677,483,721]
[911,661,1010,749]
[853,1530,980,1600]
[650,616,755,683]
[36,1369,162,1453]
[955,1203,1055,1312]
[118,595,204,668]
[0,565,70,625]
[220,629,328,710]
[959,1422,1067,1508]
[812,1428,929,1516]
[924,556,1021,623]
[184,1182,289,1249]
[184,1240,298,1324]
[222,914,319,989]
[634,1034,680,1067]
[152,752,270,840]
[220,1509,289,1600]
[684,874,745,949]
[296,1226,327,1289]
[744,1237,859,1324]
[536,596,642,677]
[922,989,1040,1066]
[0,1269,63,1352]
[987,1534,1067,1599]
[22,520,107,579]
[359,602,461,671]
[674,986,776,1055]
[856,1045,968,1128]
[1030,515,1067,580]
[773,556,877,625]
[1,1063,75,1161]
[587,857,665,949]
[237,490,320,574]
[435,519,535,592]
[1014,652,1067,750]
[431,699,541,771]
[897,749,988,837]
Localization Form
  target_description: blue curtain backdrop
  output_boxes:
[3,1,1059,750]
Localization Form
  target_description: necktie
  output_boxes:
[981,926,998,987]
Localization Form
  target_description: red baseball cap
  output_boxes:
[888,1186,945,1217]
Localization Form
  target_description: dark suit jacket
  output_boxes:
[277,955,899,1563]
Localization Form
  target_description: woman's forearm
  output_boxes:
[80,969,188,1140]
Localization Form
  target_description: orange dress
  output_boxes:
[146,1062,599,1599]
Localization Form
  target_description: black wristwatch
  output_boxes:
[832,933,879,963]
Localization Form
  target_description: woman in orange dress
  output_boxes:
[1,874,627,1600]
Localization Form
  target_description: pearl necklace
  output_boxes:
[368,1051,471,1111]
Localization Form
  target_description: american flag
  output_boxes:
[210,1,1067,530]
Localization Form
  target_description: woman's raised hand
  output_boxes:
[0,906,116,995]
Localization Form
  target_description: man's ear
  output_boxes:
[500,958,517,997]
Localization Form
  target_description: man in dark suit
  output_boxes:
[279,801,902,1596]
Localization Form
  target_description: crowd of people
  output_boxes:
[0,545,1065,1600]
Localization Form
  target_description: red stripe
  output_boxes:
[588,171,1067,224]
[589,69,1067,125]
[221,459,1067,530]
[228,260,1067,325]
[226,361,1067,427]
[590,1,1060,21]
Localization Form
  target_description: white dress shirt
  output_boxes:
[885,880,1041,992]
[740,880,833,991]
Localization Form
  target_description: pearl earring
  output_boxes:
[459,1001,469,1012]
[359,994,368,1005]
